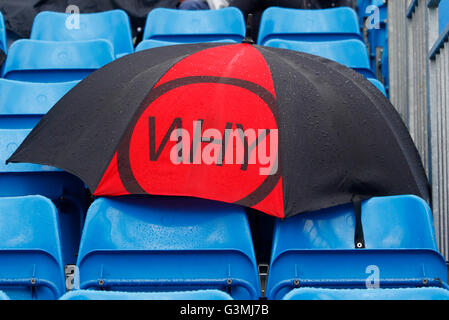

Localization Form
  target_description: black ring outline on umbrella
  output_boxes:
[116,76,281,208]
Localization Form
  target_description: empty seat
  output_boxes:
[0,79,78,129]
[135,38,236,51]
[264,39,375,78]
[0,196,65,300]
[2,39,114,82]
[283,287,449,300]
[60,289,233,300]
[258,7,362,45]
[143,8,245,44]
[31,10,134,58]
[77,196,261,300]
[0,129,86,265]
[0,11,6,53]
[266,195,448,300]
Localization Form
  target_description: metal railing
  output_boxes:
[388,0,449,259]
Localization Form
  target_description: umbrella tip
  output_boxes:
[242,14,255,44]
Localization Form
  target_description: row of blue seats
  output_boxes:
[0,194,448,300]
[139,7,386,95]
[0,80,86,266]
[0,6,376,52]
[0,10,132,268]
[0,38,386,94]
[0,8,387,94]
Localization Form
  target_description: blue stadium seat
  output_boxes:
[2,39,114,82]
[142,8,245,43]
[283,287,449,300]
[0,196,65,300]
[135,39,236,51]
[258,7,362,45]
[31,10,134,58]
[60,289,233,300]
[0,11,6,53]
[76,196,261,300]
[266,195,448,300]
[0,79,78,129]
[0,129,86,265]
[264,39,375,78]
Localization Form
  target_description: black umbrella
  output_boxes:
[7,43,429,222]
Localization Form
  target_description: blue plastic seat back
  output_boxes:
[31,10,133,58]
[0,79,78,129]
[266,195,448,299]
[61,289,233,300]
[135,39,236,51]
[264,39,375,78]
[283,287,449,300]
[258,7,362,45]
[143,8,245,43]
[77,196,260,300]
[0,11,6,53]
[0,128,87,266]
[0,196,65,300]
[2,39,114,82]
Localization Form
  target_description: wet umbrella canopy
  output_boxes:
[7,43,429,219]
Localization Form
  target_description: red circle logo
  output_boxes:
[117,76,281,207]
